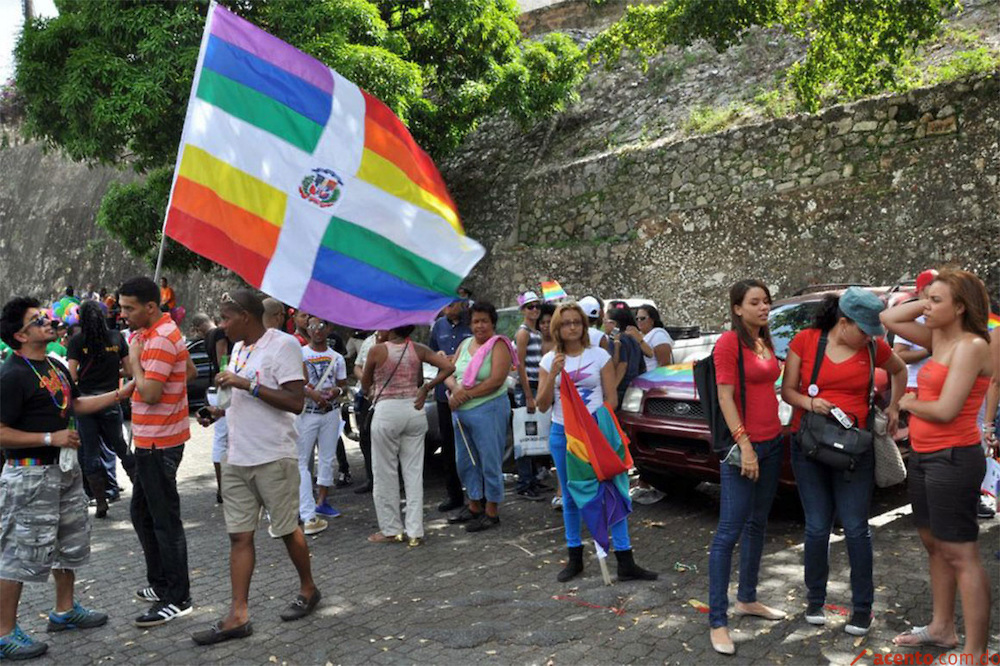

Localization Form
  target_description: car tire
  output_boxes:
[639,471,700,496]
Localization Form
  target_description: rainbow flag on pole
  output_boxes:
[164,2,484,329]
[989,312,999,332]
[561,371,633,554]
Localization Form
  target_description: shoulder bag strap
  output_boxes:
[372,340,410,406]
[809,333,828,388]
[736,339,747,421]
[866,341,877,431]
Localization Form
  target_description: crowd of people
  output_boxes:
[0,267,997,661]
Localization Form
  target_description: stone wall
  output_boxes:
[447,74,1000,327]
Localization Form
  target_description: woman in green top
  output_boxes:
[444,301,512,533]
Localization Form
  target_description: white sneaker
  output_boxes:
[551,496,563,511]
[630,486,666,505]
[303,517,328,535]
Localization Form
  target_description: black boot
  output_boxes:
[614,549,657,581]
[87,474,109,519]
[557,546,584,582]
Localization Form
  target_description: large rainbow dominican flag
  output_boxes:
[164,3,484,329]
[561,370,633,554]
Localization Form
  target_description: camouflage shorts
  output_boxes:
[0,465,90,583]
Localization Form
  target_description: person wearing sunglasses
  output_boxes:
[633,305,673,372]
[513,291,547,501]
[0,297,136,661]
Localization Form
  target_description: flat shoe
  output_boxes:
[192,621,253,646]
[734,605,787,621]
[279,590,321,622]
[447,507,478,524]
[367,532,403,543]
[892,625,959,649]
[710,629,735,655]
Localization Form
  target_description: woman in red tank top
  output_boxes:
[881,269,994,657]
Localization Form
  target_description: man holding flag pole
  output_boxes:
[536,302,658,584]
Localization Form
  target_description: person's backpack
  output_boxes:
[693,341,745,457]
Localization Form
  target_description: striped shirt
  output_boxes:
[132,313,191,449]
[519,324,542,383]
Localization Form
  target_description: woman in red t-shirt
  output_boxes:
[708,280,785,656]
[780,288,906,638]
[881,270,993,656]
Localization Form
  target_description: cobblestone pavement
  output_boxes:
[14,421,1000,665]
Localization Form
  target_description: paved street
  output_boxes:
[15,420,1000,665]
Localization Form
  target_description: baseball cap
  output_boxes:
[578,296,601,319]
[518,291,541,308]
[839,287,886,338]
[915,269,938,294]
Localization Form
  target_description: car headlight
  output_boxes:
[621,387,644,413]
[778,397,793,426]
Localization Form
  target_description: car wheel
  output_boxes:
[639,471,700,496]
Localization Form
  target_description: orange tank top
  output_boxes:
[909,359,990,454]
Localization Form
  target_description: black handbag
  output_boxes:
[798,334,875,474]
[694,338,746,465]
[362,340,410,434]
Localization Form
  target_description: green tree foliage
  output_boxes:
[15,0,587,272]
[587,0,958,111]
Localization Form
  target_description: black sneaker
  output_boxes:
[437,497,464,512]
[516,487,545,502]
[805,603,826,626]
[334,472,352,488]
[466,514,500,533]
[134,599,193,627]
[845,611,872,636]
[135,587,160,603]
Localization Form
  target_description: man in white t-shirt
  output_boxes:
[192,291,320,646]
[296,317,347,531]
[578,296,610,352]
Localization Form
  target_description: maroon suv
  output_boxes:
[617,286,913,493]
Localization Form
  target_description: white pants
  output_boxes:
[211,416,228,464]
[371,398,428,538]
[295,411,342,521]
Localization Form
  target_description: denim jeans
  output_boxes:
[131,445,190,605]
[708,435,783,627]
[791,435,874,614]
[550,422,632,550]
[76,405,134,479]
[453,394,509,503]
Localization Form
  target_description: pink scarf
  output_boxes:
[461,335,518,389]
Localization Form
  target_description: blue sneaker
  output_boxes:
[315,502,341,518]
[0,625,48,660]
[46,601,109,632]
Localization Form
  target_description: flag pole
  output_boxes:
[152,216,169,283]
[595,541,612,586]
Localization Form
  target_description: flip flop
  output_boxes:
[892,625,959,649]
[367,532,403,543]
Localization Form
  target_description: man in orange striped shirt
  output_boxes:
[119,277,197,630]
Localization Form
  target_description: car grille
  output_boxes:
[644,398,704,420]
[637,432,710,455]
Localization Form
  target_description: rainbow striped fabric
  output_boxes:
[164,3,484,329]
[989,313,999,332]
[540,280,568,302]
[561,370,633,554]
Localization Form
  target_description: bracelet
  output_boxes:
[115,388,120,402]
[731,425,747,441]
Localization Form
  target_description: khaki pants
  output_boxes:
[370,398,428,538]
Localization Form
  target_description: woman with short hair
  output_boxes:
[882,270,993,656]
[444,301,514,533]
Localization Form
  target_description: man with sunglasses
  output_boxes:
[0,297,135,661]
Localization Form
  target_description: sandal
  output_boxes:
[367,532,403,543]
[892,625,959,649]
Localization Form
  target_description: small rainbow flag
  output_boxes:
[164,3,484,329]
[541,280,568,302]
[561,370,632,554]
[989,312,999,331]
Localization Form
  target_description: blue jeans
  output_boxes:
[708,435,783,627]
[549,422,631,550]
[791,435,874,614]
[454,394,510,503]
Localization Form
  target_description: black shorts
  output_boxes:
[908,445,986,542]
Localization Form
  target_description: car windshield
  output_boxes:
[768,301,821,359]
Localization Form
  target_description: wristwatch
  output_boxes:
[248,375,259,397]
[43,432,52,446]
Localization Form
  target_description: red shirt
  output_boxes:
[713,331,782,442]
[909,360,991,453]
[789,328,891,431]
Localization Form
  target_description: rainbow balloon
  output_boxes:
[540,280,568,302]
